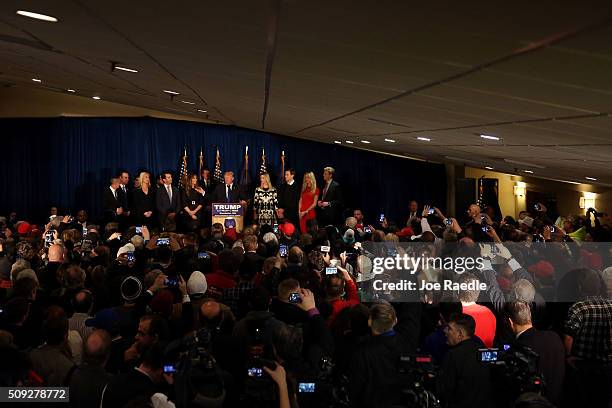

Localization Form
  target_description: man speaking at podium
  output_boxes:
[211,171,248,207]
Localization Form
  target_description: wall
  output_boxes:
[464,166,611,218]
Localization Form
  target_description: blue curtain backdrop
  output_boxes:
[0,117,446,225]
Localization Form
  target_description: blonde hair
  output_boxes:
[260,173,274,189]
[302,172,317,194]
[138,171,151,189]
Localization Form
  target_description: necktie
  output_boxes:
[166,185,172,202]
[323,182,329,199]
[113,189,117,199]
[226,185,231,202]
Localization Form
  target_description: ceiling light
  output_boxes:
[92,96,101,100]
[504,159,546,169]
[384,138,396,143]
[361,140,371,144]
[196,109,207,113]
[181,100,195,105]
[334,141,341,144]
[480,134,500,141]
[561,180,581,185]
[31,78,41,83]
[115,66,138,73]
[163,90,180,95]
[67,89,75,93]
[16,10,58,22]
[523,170,533,174]
[417,137,431,142]
[485,166,494,170]
[345,140,354,144]
[585,176,597,181]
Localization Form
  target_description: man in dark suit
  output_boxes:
[155,171,179,229]
[507,301,564,407]
[276,168,300,227]
[316,166,343,227]
[437,313,492,408]
[116,170,131,228]
[211,171,248,206]
[198,168,214,195]
[101,343,166,408]
[103,177,123,224]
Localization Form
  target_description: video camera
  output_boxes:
[165,328,226,408]
[478,344,544,404]
[396,354,441,408]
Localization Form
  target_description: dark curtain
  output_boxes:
[0,117,446,226]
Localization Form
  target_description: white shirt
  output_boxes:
[287,180,295,186]
[165,184,172,201]
[110,186,118,199]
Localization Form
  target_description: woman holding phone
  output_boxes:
[298,172,319,234]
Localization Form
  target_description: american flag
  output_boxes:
[198,147,205,180]
[259,147,267,175]
[213,148,223,184]
[178,146,188,189]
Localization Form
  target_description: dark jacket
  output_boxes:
[68,363,112,408]
[348,303,421,408]
[277,181,301,225]
[101,367,158,408]
[437,339,493,408]
[210,183,249,204]
[155,184,180,215]
[103,187,121,222]
[515,327,565,407]
[316,179,343,227]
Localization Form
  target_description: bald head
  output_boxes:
[48,244,64,263]
[200,300,221,321]
[84,329,111,366]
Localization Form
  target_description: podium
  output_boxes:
[212,203,245,232]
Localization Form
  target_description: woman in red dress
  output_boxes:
[298,171,319,234]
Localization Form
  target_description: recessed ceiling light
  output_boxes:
[345,140,354,144]
[31,78,41,83]
[585,176,597,181]
[361,140,371,144]
[115,66,138,73]
[480,134,500,141]
[163,90,180,95]
[334,141,342,144]
[485,166,494,170]
[384,138,396,143]
[67,89,75,93]
[196,109,207,113]
[181,100,195,105]
[417,137,431,142]
[16,10,58,22]
[561,180,581,185]
[523,170,533,174]
[92,96,101,100]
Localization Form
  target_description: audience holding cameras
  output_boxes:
[0,163,609,408]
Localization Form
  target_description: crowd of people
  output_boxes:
[0,165,610,408]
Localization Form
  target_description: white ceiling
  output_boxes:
[1,0,612,185]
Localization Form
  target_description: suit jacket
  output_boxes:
[211,183,248,204]
[103,187,121,221]
[316,179,343,226]
[116,185,130,211]
[198,178,214,195]
[277,181,301,224]
[156,184,180,215]
[515,327,565,406]
[102,368,157,408]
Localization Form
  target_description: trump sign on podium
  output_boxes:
[212,203,244,232]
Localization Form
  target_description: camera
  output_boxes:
[379,213,385,223]
[198,251,210,259]
[321,245,331,252]
[247,367,263,378]
[273,223,279,234]
[135,226,142,234]
[126,251,135,263]
[479,344,544,404]
[157,237,170,246]
[163,364,176,374]
[325,267,338,275]
[364,226,372,233]
[397,354,440,408]
[165,277,179,287]
[481,225,489,233]
[288,292,301,304]
[445,218,452,226]
[427,208,434,215]
[534,203,542,211]
[279,244,288,257]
